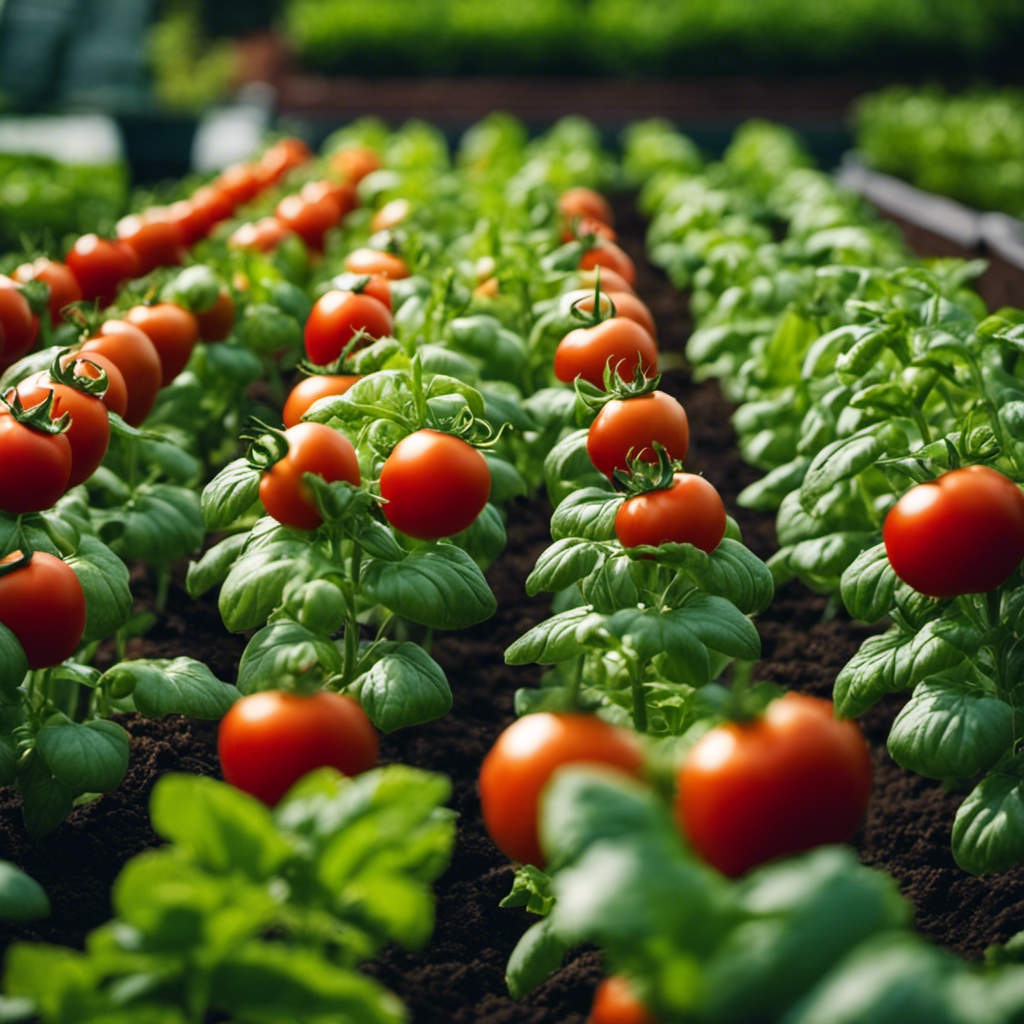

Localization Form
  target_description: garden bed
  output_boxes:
[2,192,1024,1023]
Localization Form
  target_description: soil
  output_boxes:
[2,192,1024,1023]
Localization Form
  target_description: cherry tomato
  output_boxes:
[580,239,636,288]
[187,184,234,235]
[259,422,361,531]
[883,465,1024,598]
[304,290,393,366]
[13,259,82,327]
[578,267,635,295]
[194,288,235,342]
[328,272,392,311]
[275,191,342,253]
[559,186,614,227]
[379,430,491,540]
[0,277,38,370]
[615,473,726,554]
[589,976,658,1024]
[344,247,410,280]
[479,713,645,868]
[218,690,378,806]
[260,137,312,183]
[676,692,872,877]
[0,411,71,512]
[12,375,109,488]
[301,178,357,219]
[370,198,410,233]
[124,303,200,384]
[0,551,86,669]
[215,162,265,209]
[587,391,689,481]
[561,216,617,244]
[329,145,382,184]
[554,317,658,390]
[115,211,185,276]
[80,320,163,426]
[227,217,292,253]
[165,198,208,247]
[60,351,128,420]
[570,290,656,338]
[65,234,135,306]
[282,375,361,429]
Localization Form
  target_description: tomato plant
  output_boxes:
[883,465,1024,598]
[554,317,658,389]
[0,551,86,669]
[304,289,394,365]
[587,390,689,481]
[0,277,38,371]
[676,692,872,877]
[379,430,491,540]
[588,976,658,1024]
[258,422,361,530]
[124,303,200,384]
[0,396,72,512]
[479,713,645,868]
[80,319,163,426]
[615,472,726,554]
[217,689,379,806]
[12,259,81,328]
[282,374,361,428]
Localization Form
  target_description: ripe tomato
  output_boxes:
[554,317,658,390]
[0,411,71,512]
[187,184,234,235]
[13,259,82,327]
[587,391,689,482]
[561,216,617,244]
[165,198,208,247]
[589,976,658,1024]
[259,422,361,531]
[479,713,645,868]
[80,320,163,426]
[0,551,86,669]
[282,375,361,429]
[370,197,411,233]
[328,272,392,311]
[60,351,128,420]
[304,290,393,366]
[329,145,382,184]
[615,473,726,554]
[0,277,38,370]
[194,288,235,342]
[578,267,635,295]
[218,690,378,806]
[579,240,636,288]
[275,192,342,254]
[115,211,185,276]
[344,247,410,280]
[378,430,491,540]
[569,290,656,338]
[227,217,292,253]
[676,692,872,877]
[883,465,1024,598]
[260,137,312,183]
[124,303,200,384]
[12,375,110,488]
[215,162,265,208]
[301,178,357,219]
[558,186,614,227]
[65,234,135,306]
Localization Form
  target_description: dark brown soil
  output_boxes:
[1,193,1023,1023]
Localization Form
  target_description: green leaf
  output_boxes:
[841,540,897,623]
[360,543,496,630]
[596,608,711,689]
[500,864,554,915]
[236,621,343,695]
[186,533,248,598]
[353,641,452,732]
[200,458,262,531]
[36,717,129,794]
[104,657,237,719]
[66,536,133,644]
[0,735,18,787]
[506,917,571,1000]
[16,750,75,838]
[526,538,605,596]
[550,487,622,542]
[888,675,1015,779]
[0,621,28,699]
[737,457,810,511]
[677,593,761,661]
[505,606,594,665]
[348,518,405,561]
[448,502,506,571]
[98,484,205,566]
[581,557,640,614]
[544,429,602,504]
[953,765,1024,875]
[0,861,49,921]
[138,434,202,483]
[786,531,877,588]
[482,451,529,503]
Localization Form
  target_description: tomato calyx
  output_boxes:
[47,349,109,399]
[0,389,70,436]
[612,443,681,495]
[0,547,34,580]
[575,360,661,414]
[14,277,49,319]
[243,418,292,472]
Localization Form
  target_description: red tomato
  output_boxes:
[215,162,265,208]
[115,211,185,276]
[580,240,636,288]
[0,551,86,669]
[378,430,491,540]
[570,290,656,338]
[0,411,71,512]
[328,272,392,311]
[187,184,234,235]
[65,234,135,306]
[558,186,614,227]
[123,303,200,384]
[218,690,378,806]
[275,191,342,253]
[883,465,1024,598]
[301,178,357,219]
[227,217,292,253]
[344,247,410,280]
[259,422,361,531]
[615,473,726,554]
[478,713,645,868]
[329,145,382,184]
[304,290,393,366]
[282,375,361,429]
[12,375,109,488]
[13,259,82,327]
[165,198,208,247]
[60,351,128,420]
[554,317,658,390]
[370,198,410,233]
[561,216,617,244]
[260,137,312,183]
[587,391,689,481]
[0,277,39,370]
[80,320,163,426]
[194,288,235,342]
[677,692,872,877]
[578,267,635,295]
[589,976,659,1024]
